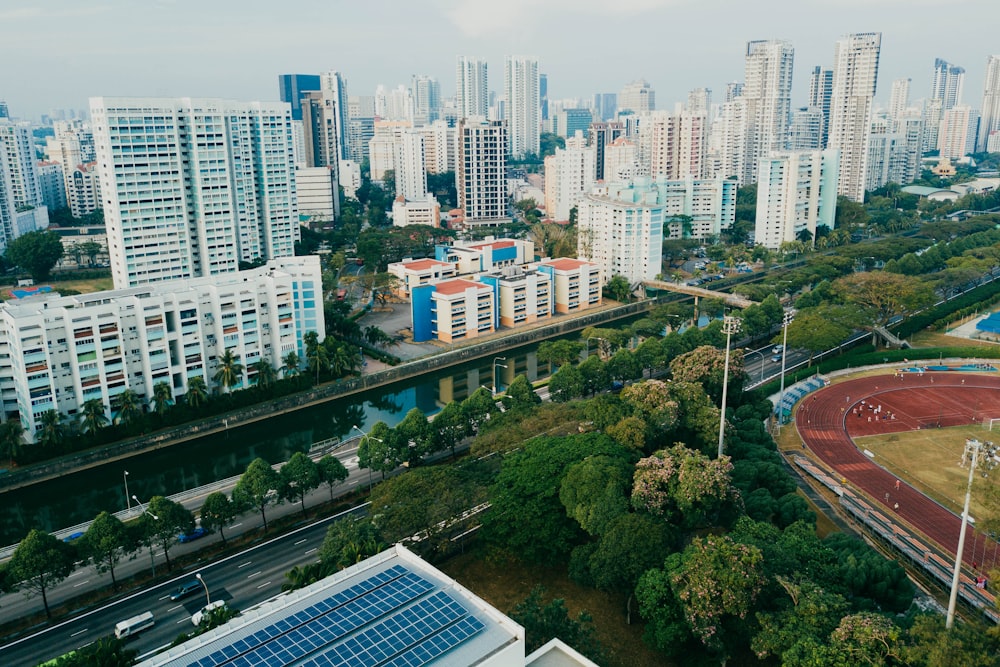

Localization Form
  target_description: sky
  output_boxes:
[2,0,999,121]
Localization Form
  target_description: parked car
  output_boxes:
[170,580,202,601]
[178,527,208,543]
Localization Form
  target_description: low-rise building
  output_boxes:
[387,257,458,297]
[412,278,494,343]
[392,194,441,228]
[434,237,534,274]
[479,266,553,328]
[537,258,602,313]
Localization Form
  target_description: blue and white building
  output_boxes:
[754,149,839,250]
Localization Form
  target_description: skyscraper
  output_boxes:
[456,57,488,120]
[504,55,541,158]
[278,74,321,121]
[395,131,428,201]
[931,58,966,110]
[90,97,299,288]
[937,105,977,159]
[457,117,508,225]
[642,110,707,180]
[618,80,655,114]
[740,39,795,184]
[411,75,441,126]
[589,121,626,181]
[540,73,549,121]
[808,66,834,147]
[787,107,825,150]
[977,55,1000,152]
[888,78,911,119]
[828,32,881,202]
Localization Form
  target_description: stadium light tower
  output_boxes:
[717,316,741,458]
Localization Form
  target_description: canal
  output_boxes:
[0,341,563,546]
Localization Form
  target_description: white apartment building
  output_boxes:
[91,97,299,289]
[387,257,457,297]
[536,258,602,314]
[603,137,643,182]
[787,107,824,151]
[416,121,457,174]
[809,67,834,148]
[618,80,655,114]
[755,149,839,250]
[0,120,48,249]
[740,39,795,184]
[867,114,924,191]
[577,184,664,284]
[296,166,338,223]
[937,105,977,159]
[36,161,66,212]
[932,58,965,111]
[977,56,1000,152]
[411,74,441,126]
[367,121,413,184]
[543,131,595,222]
[392,194,440,228]
[395,132,428,201]
[456,57,489,120]
[0,257,323,442]
[828,32,882,202]
[888,78,911,120]
[339,160,362,200]
[479,266,554,327]
[68,162,101,218]
[505,56,541,159]
[641,111,707,181]
[46,120,98,216]
[456,117,509,226]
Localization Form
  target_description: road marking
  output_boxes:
[256,581,271,589]
[237,561,252,568]
[70,628,87,637]
[294,539,307,546]
[247,570,262,579]
[158,594,170,601]
[304,547,317,555]
[177,618,189,624]
[67,571,83,578]
[348,480,358,486]
[168,604,182,612]
[73,580,90,588]
[231,523,243,529]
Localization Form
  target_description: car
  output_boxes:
[191,600,227,626]
[170,580,202,601]
[772,345,784,355]
[178,527,208,543]
[771,354,783,363]
[62,531,84,543]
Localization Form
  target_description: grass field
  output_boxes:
[855,425,998,518]
[0,275,114,299]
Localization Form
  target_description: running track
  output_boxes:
[797,372,1000,568]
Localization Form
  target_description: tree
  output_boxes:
[199,492,237,546]
[319,518,386,571]
[151,381,173,416]
[606,415,648,451]
[620,380,679,432]
[669,345,745,404]
[395,407,431,466]
[461,387,497,432]
[430,401,468,459]
[113,389,143,426]
[509,586,604,661]
[578,355,609,396]
[782,307,853,363]
[536,339,584,367]
[232,458,282,531]
[50,636,137,666]
[3,230,64,282]
[317,454,349,501]
[250,358,277,387]
[36,410,67,450]
[144,496,194,571]
[82,511,131,590]
[632,444,739,530]
[328,341,361,378]
[304,331,329,383]
[832,271,935,334]
[0,419,24,465]
[80,398,109,435]
[357,421,403,481]
[605,348,641,383]
[501,374,541,412]
[213,348,244,392]
[184,375,208,409]
[280,452,321,517]
[548,364,585,403]
[8,529,76,618]
[282,351,301,378]
[559,455,632,536]
[604,274,633,302]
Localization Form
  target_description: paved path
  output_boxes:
[797,372,1000,568]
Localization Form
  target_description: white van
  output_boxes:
[191,600,226,626]
[115,611,154,639]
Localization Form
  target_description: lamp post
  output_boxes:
[352,425,383,491]
[776,311,794,432]
[124,470,131,514]
[744,348,766,384]
[132,494,159,578]
[492,357,508,396]
[947,438,983,629]
[717,316,741,458]
[195,572,211,607]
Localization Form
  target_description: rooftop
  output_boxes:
[434,278,490,296]
[468,239,516,251]
[399,258,453,272]
[539,258,596,271]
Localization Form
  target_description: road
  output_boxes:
[0,506,367,666]
[741,343,811,388]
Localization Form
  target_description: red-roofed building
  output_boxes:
[387,257,457,297]
[411,278,495,343]
[434,237,534,274]
[537,258,602,313]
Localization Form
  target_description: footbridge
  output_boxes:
[642,280,757,309]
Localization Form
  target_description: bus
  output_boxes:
[115,611,154,639]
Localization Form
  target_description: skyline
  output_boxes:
[2,1,1000,121]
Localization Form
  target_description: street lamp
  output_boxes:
[717,316,741,458]
[492,357,508,396]
[744,348,766,384]
[352,425,384,491]
[124,470,131,513]
[776,311,794,432]
[132,494,159,578]
[195,572,211,607]
[947,438,984,628]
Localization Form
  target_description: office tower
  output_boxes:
[456,56,489,120]
[504,55,541,158]
[589,121,626,181]
[937,104,977,159]
[809,66,834,146]
[278,74,321,121]
[456,117,508,225]
[411,75,441,126]
[828,32,882,202]
[618,80,655,114]
[642,110,707,180]
[540,73,549,121]
[553,108,592,138]
[36,161,66,211]
[755,149,838,250]
[977,56,1000,152]
[395,132,428,200]
[90,97,299,288]
[592,93,617,122]
[544,131,596,221]
[787,107,824,150]
[687,88,712,116]
[931,58,966,110]
[888,78,910,119]
[740,39,795,183]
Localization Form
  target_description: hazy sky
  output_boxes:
[2,0,999,121]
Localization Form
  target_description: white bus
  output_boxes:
[115,611,154,639]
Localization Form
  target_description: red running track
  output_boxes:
[797,372,1000,569]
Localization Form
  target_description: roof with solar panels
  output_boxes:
[138,545,526,667]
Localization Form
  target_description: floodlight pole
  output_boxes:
[717,316,741,458]
[776,311,794,433]
[947,439,980,629]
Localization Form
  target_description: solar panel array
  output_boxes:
[188,564,485,667]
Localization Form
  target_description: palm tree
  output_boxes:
[113,389,143,426]
[185,376,208,408]
[80,399,109,435]
[152,381,172,416]
[250,358,277,387]
[282,351,301,378]
[213,349,244,393]
[0,420,24,466]
[329,343,361,378]
[36,410,67,450]
[304,332,328,383]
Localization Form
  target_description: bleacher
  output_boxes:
[775,376,828,422]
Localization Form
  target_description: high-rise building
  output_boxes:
[937,104,977,159]
[504,56,541,159]
[416,120,458,174]
[740,39,795,183]
[589,121,626,181]
[375,84,414,122]
[642,110,707,180]
[367,121,413,183]
[540,73,549,121]
[932,58,966,110]
[0,120,49,249]
[618,80,655,114]
[68,162,102,218]
[456,118,508,225]
[411,75,441,126]
[45,120,98,217]
[724,82,745,103]
[828,32,882,202]
[808,66,834,147]
[0,102,8,119]
[868,113,925,190]
[553,108,592,138]
[346,117,375,163]
[687,88,712,116]
[543,131,595,221]
[888,78,911,119]
[395,132,428,201]
[787,107,825,150]
[921,97,944,153]
[278,74,321,122]
[592,93,617,122]
[707,97,748,181]
[456,56,488,120]
[977,55,1000,152]
[36,161,66,211]
[90,97,299,289]
[603,137,642,182]
[755,149,838,250]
